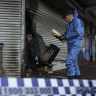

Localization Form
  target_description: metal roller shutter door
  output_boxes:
[34,1,68,61]
[0,0,25,77]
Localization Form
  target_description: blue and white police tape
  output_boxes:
[0,78,96,96]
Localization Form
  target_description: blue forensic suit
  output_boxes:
[62,10,84,76]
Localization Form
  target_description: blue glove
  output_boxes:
[35,56,38,61]
[59,36,66,41]
[35,56,39,65]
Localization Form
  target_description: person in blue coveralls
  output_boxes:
[61,10,84,79]
[26,33,39,71]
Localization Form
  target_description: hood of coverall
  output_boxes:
[63,10,78,19]
[74,10,78,17]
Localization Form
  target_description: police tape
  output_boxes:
[0,78,96,96]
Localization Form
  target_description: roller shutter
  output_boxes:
[0,0,25,77]
[33,0,68,62]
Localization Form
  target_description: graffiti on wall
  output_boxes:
[78,24,96,64]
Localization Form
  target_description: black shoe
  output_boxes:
[68,76,75,79]
[74,75,80,79]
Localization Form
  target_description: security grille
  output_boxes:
[0,0,25,77]
[34,0,68,61]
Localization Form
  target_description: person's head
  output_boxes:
[27,33,32,42]
[65,14,74,22]
[63,10,74,22]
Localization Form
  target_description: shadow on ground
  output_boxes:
[80,63,96,80]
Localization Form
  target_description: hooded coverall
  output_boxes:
[62,10,84,76]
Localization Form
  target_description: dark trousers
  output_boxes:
[26,52,36,71]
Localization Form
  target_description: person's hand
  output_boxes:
[60,36,66,40]
[35,56,39,65]
[35,56,38,61]
[59,36,65,40]
[59,36,67,43]
[55,36,60,39]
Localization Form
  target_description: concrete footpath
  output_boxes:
[27,63,96,80]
